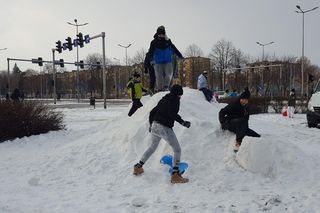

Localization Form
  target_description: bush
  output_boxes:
[0,100,65,142]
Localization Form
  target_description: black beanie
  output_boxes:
[156,25,166,35]
[239,87,250,99]
[133,72,140,78]
[170,84,183,96]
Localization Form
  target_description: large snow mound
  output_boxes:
[1,88,320,212]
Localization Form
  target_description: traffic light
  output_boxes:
[84,34,90,44]
[79,60,84,69]
[59,59,64,68]
[66,37,73,51]
[56,40,62,53]
[77,33,84,48]
[38,57,43,66]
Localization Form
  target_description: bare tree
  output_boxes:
[185,44,204,57]
[130,48,147,65]
[209,39,236,90]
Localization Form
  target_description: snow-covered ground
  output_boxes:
[0,88,319,213]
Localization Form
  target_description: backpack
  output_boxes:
[153,47,172,64]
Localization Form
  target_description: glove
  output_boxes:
[221,122,228,130]
[181,121,191,128]
[148,125,152,133]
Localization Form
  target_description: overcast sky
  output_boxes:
[0,0,319,72]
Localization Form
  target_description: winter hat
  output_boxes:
[170,84,183,96]
[133,72,140,78]
[291,88,295,93]
[203,70,208,75]
[156,25,166,35]
[239,87,251,99]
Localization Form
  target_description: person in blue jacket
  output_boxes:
[147,26,183,91]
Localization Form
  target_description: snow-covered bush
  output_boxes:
[0,100,65,142]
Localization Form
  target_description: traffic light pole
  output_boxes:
[6,57,101,103]
[52,49,57,104]
[7,58,10,97]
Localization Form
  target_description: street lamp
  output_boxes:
[295,5,318,97]
[118,43,132,81]
[256,41,274,61]
[0,48,8,97]
[67,19,88,102]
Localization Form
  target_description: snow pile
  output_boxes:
[0,88,320,212]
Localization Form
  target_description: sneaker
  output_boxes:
[233,142,241,153]
[133,164,144,175]
[171,172,189,184]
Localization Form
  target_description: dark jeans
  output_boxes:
[128,99,143,117]
[199,88,212,102]
[149,67,156,93]
[226,118,260,144]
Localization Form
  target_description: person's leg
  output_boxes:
[163,63,173,90]
[140,133,161,163]
[246,128,261,137]
[149,67,156,93]
[162,127,181,168]
[154,64,165,91]
[128,99,143,116]
[228,118,248,145]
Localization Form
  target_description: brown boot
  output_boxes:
[133,164,144,175]
[171,172,189,184]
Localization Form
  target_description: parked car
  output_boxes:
[307,79,320,128]
[214,91,226,99]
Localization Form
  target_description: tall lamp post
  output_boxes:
[1,48,8,97]
[0,48,10,96]
[118,43,131,81]
[256,41,274,61]
[295,5,318,97]
[67,19,88,102]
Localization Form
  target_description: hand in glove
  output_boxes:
[221,122,228,130]
[181,121,191,128]
[148,125,152,133]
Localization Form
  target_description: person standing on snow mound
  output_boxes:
[197,70,213,102]
[133,84,191,184]
[147,25,184,92]
[219,87,261,153]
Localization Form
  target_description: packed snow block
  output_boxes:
[236,139,277,176]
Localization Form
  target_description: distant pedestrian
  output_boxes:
[133,85,191,184]
[10,88,20,101]
[147,25,183,91]
[288,88,296,118]
[127,73,147,117]
[219,87,261,153]
[229,90,238,97]
[197,70,212,102]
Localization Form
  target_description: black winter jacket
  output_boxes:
[149,93,184,128]
[219,98,249,124]
[148,37,183,59]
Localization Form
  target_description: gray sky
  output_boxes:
[0,0,319,71]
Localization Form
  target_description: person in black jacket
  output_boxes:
[147,26,183,92]
[133,85,191,184]
[219,88,260,153]
[144,52,156,95]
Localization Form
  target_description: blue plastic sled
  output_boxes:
[160,154,188,175]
